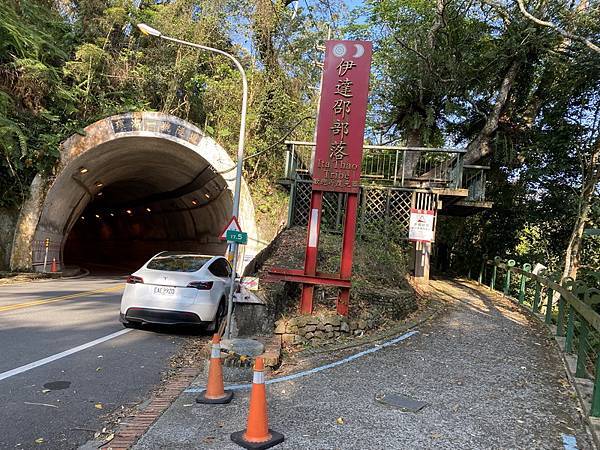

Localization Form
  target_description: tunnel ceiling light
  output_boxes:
[79,167,88,174]
[110,213,115,217]
[126,209,133,215]
[97,191,103,196]
[95,214,100,218]
[204,193,210,199]
[191,199,198,206]
[146,207,152,212]
[81,216,85,220]
[95,181,103,187]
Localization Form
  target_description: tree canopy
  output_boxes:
[351,0,600,278]
[1,0,598,278]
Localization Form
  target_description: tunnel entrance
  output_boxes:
[62,173,230,273]
[18,112,259,274]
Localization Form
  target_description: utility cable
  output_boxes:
[217,115,315,175]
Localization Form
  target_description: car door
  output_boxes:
[207,258,231,304]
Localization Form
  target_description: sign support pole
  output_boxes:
[300,191,323,314]
[43,239,49,273]
[225,241,239,339]
[337,192,359,315]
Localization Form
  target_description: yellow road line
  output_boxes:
[0,285,124,313]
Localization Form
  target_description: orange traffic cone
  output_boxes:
[50,258,58,273]
[231,357,284,449]
[196,334,233,404]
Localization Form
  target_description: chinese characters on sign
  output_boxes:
[110,117,202,146]
[312,41,373,193]
[408,209,435,243]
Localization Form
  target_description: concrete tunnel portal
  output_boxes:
[11,112,259,273]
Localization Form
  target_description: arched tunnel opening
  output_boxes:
[63,180,231,273]
[36,134,234,274]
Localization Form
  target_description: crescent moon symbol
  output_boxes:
[353,43,365,58]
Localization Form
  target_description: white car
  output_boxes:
[120,252,233,330]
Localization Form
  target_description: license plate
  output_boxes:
[153,286,175,296]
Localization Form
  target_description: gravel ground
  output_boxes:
[134,279,593,450]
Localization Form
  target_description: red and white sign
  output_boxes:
[219,216,242,241]
[240,277,259,291]
[408,209,435,243]
[312,40,373,193]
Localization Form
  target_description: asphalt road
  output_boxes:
[0,276,189,450]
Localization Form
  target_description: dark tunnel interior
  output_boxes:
[54,138,232,274]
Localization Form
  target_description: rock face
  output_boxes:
[273,292,417,346]
[274,312,372,346]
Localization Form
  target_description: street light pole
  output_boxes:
[137,24,247,339]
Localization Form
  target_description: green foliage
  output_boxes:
[0,0,75,207]
[0,0,342,212]
[351,0,599,277]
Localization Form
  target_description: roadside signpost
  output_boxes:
[226,230,248,245]
[268,40,373,316]
[220,216,243,241]
[43,238,50,273]
[219,216,247,338]
[408,209,435,243]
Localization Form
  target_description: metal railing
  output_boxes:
[463,165,489,202]
[32,239,61,271]
[469,257,600,418]
[283,141,467,190]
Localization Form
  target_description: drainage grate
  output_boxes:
[375,392,428,412]
[43,381,71,390]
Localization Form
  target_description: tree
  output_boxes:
[516,0,600,280]
[352,0,599,279]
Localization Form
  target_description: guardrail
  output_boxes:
[469,257,600,418]
[282,141,469,190]
[463,165,488,202]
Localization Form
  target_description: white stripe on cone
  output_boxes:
[253,371,265,384]
[211,345,221,358]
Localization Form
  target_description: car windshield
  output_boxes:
[147,254,211,272]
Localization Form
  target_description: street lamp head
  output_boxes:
[137,23,162,37]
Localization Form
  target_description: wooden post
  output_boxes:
[518,273,526,304]
[414,242,431,281]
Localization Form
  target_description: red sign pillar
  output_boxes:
[301,40,372,315]
[300,191,323,314]
[267,40,372,317]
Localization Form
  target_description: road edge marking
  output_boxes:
[0,329,132,382]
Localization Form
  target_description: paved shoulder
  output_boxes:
[134,279,592,450]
